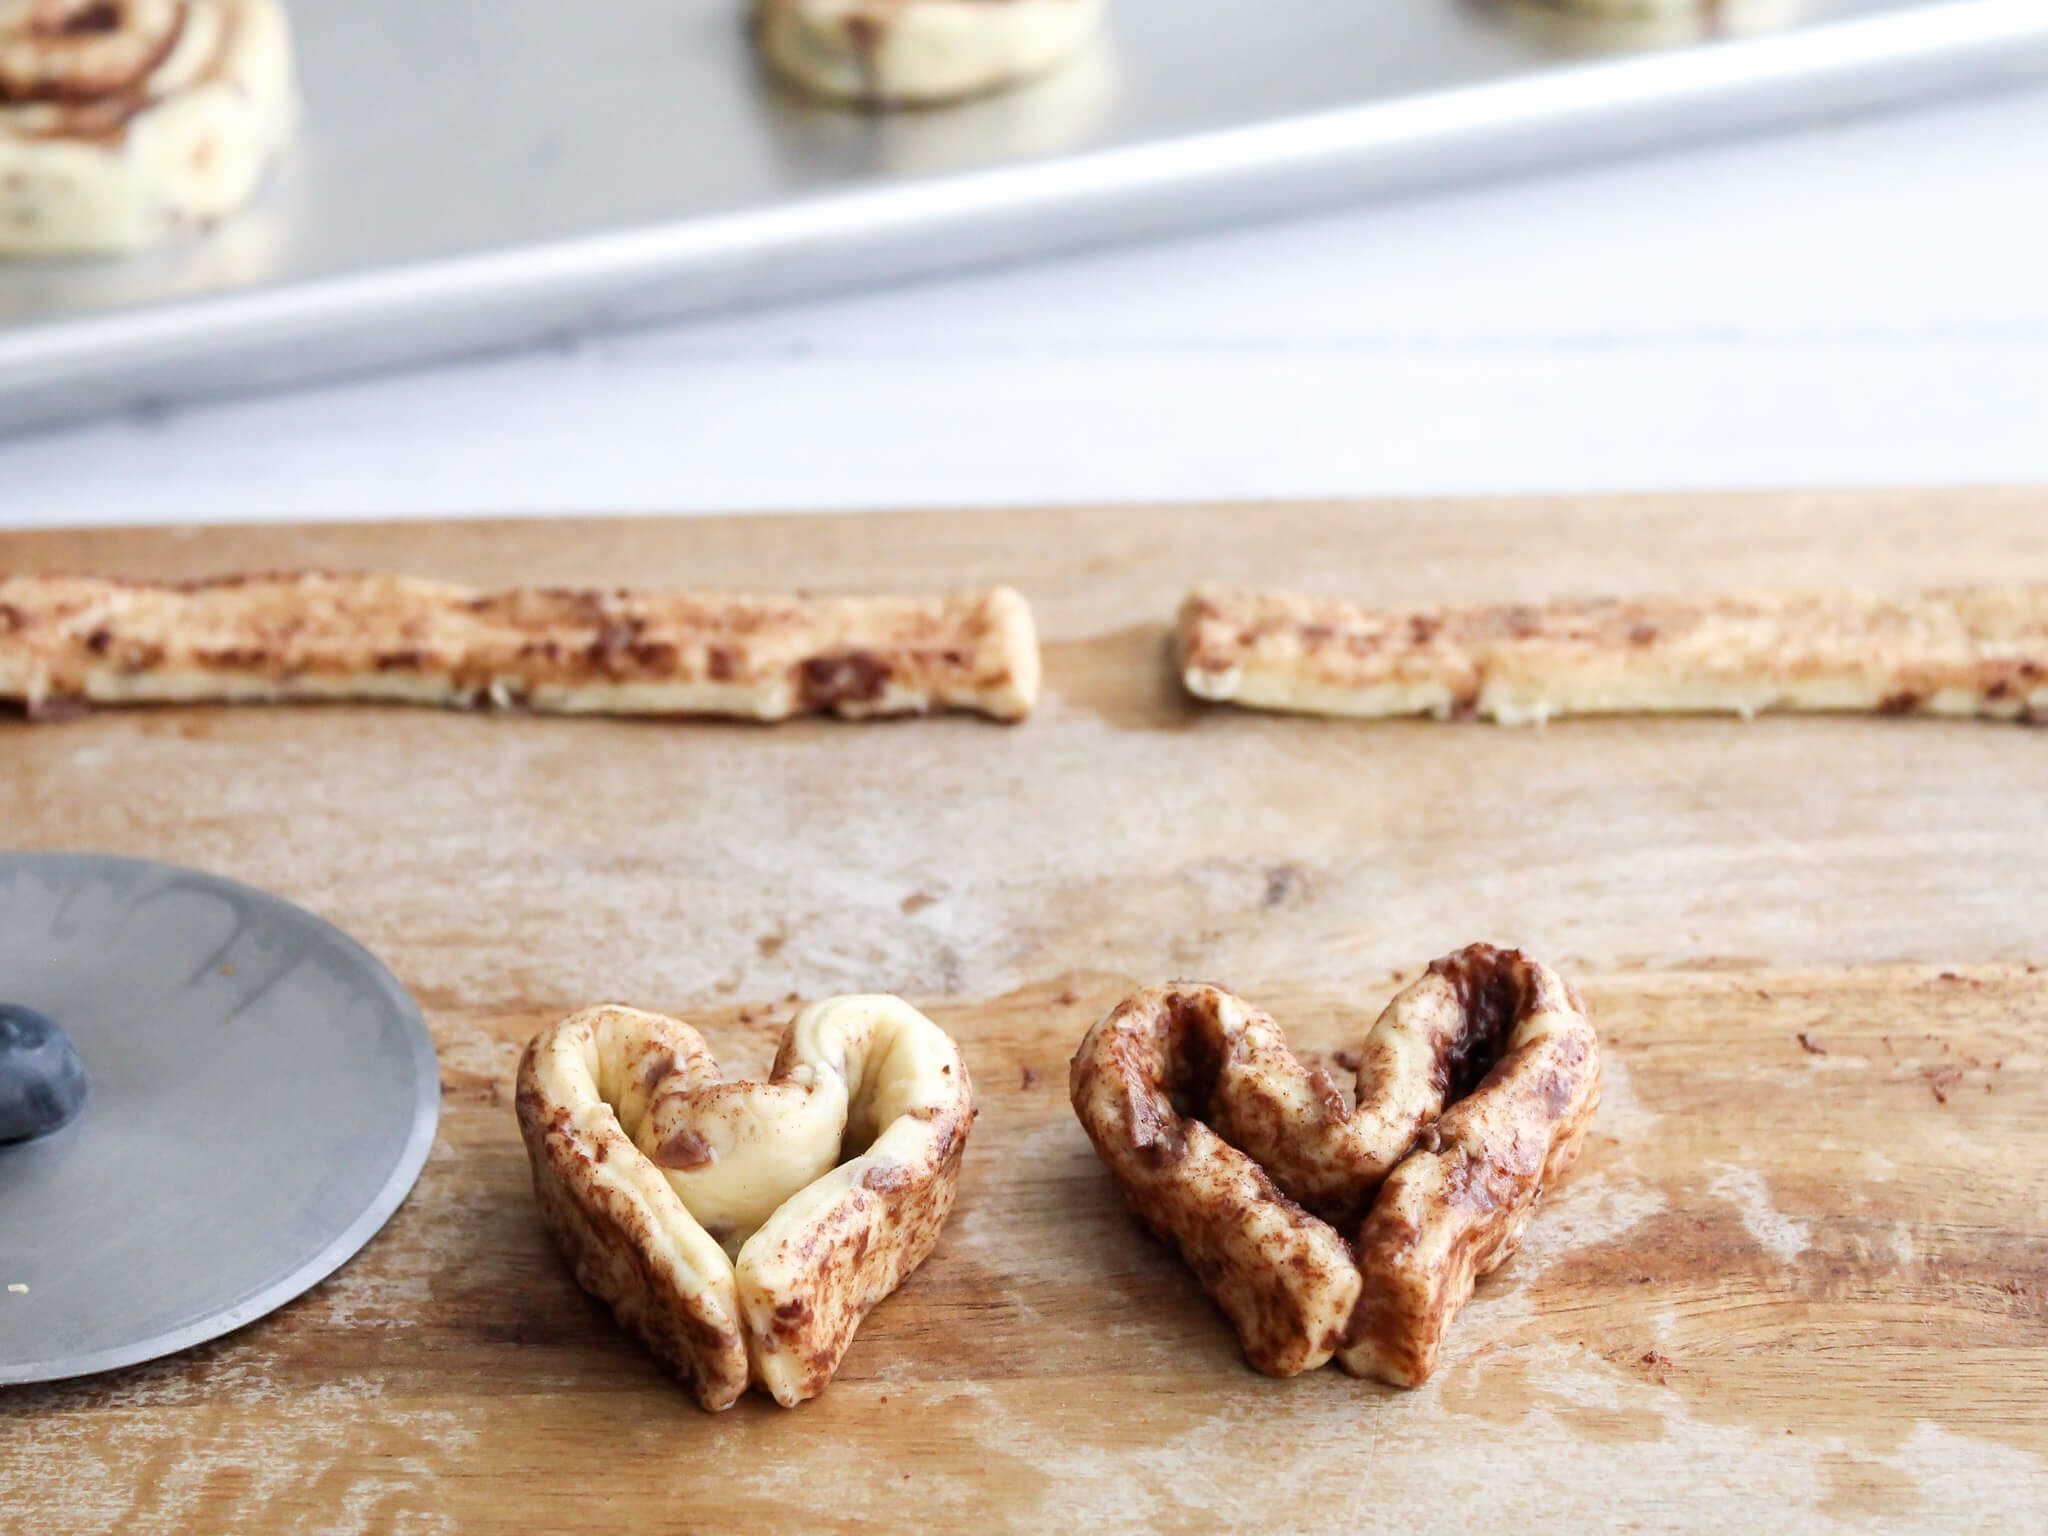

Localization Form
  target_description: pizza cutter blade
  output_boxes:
[0,853,439,1385]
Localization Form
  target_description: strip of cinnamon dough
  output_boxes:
[1180,584,2048,725]
[0,573,1040,722]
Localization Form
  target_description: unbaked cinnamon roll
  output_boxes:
[753,0,1104,108]
[0,0,296,257]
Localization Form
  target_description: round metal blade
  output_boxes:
[0,853,439,1384]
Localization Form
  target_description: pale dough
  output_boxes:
[0,0,296,257]
[516,995,975,1409]
[1181,584,2048,726]
[753,0,1104,107]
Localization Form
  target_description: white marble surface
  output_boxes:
[2,81,2045,530]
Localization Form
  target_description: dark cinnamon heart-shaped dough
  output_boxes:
[1070,943,1600,1386]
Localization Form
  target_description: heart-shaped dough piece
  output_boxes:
[1069,944,1600,1386]
[515,994,974,1409]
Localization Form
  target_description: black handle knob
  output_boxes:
[0,1004,88,1144]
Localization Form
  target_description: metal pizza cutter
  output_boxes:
[0,853,439,1384]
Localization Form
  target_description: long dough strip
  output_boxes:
[0,572,1040,722]
[752,0,1104,107]
[1180,584,2048,725]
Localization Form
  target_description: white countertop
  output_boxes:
[3,80,2045,530]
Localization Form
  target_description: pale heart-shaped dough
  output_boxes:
[1069,944,1600,1386]
[515,995,974,1409]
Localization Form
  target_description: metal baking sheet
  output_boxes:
[0,0,2044,434]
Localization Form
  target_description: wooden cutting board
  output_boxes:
[2,491,2045,1534]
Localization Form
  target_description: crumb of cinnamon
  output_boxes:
[1922,1065,1963,1104]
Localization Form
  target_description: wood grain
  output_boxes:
[2,491,2045,1533]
